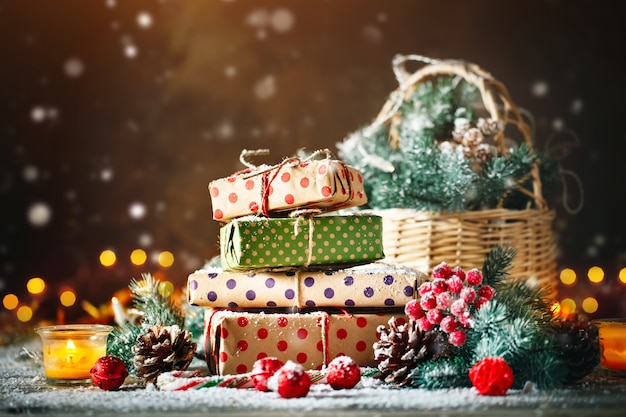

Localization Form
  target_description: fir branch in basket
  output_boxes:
[338,77,560,212]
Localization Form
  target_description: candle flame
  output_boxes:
[66,339,76,350]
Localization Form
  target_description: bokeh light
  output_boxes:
[157,251,174,268]
[16,305,33,322]
[581,297,598,314]
[619,267,626,284]
[59,290,77,307]
[560,298,577,316]
[26,277,46,295]
[100,249,117,267]
[2,294,19,310]
[559,268,577,285]
[587,266,604,283]
[130,249,148,266]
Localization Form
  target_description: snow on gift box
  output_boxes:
[219,214,384,271]
[187,261,426,309]
[203,308,406,376]
[209,148,367,222]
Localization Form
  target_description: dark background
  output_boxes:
[1,0,625,323]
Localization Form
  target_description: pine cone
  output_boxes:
[373,317,450,386]
[132,324,197,383]
[552,314,600,382]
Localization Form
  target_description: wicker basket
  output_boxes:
[372,55,557,290]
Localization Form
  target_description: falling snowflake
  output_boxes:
[30,107,46,123]
[137,12,153,28]
[64,57,85,78]
[27,202,52,227]
[570,98,584,114]
[129,202,147,219]
[22,165,39,182]
[531,80,549,97]
[100,168,114,182]
[224,65,237,78]
[138,233,153,247]
[124,44,138,59]
[254,75,276,100]
[270,8,294,32]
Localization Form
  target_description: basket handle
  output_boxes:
[376,54,546,209]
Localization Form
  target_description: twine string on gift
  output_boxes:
[290,209,322,268]
[238,148,349,217]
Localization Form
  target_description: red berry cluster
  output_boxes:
[404,262,495,347]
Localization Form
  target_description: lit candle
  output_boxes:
[593,318,626,376]
[35,324,113,385]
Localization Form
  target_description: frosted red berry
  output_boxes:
[450,299,467,317]
[466,268,483,286]
[448,329,467,346]
[326,355,361,390]
[436,292,453,309]
[469,357,514,396]
[417,316,435,332]
[418,281,432,296]
[440,316,457,333]
[426,308,443,324]
[420,293,437,310]
[90,355,128,391]
[269,361,311,398]
[432,262,452,279]
[460,287,477,303]
[431,278,448,294]
[251,356,284,392]
[477,285,495,300]
[451,266,466,281]
[404,299,424,321]
[446,276,464,294]
[474,296,489,310]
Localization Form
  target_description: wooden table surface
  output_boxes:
[2,340,626,417]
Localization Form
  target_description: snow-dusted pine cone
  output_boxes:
[374,316,449,386]
[132,324,197,383]
[552,314,600,382]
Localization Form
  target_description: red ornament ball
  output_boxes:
[469,357,514,396]
[326,355,361,390]
[268,361,311,398]
[90,355,129,391]
[251,356,284,392]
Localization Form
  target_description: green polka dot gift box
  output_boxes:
[204,308,407,375]
[219,214,384,270]
[208,153,367,222]
[187,261,426,309]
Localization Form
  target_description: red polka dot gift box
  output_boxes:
[220,214,384,270]
[187,261,426,309]
[203,308,407,375]
[208,151,367,222]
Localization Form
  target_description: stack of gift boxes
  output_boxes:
[187,150,426,375]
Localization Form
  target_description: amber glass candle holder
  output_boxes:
[35,324,113,385]
[593,318,626,377]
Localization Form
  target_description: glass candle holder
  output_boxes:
[593,318,626,377]
[35,324,113,385]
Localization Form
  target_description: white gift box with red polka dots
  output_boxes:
[208,158,367,222]
[220,214,384,270]
[188,261,426,309]
[203,308,407,375]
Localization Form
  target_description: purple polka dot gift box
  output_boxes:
[187,261,426,309]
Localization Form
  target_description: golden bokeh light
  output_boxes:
[26,277,46,295]
[560,298,577,316]
[619,267,626,285]
[559,268,577,285]
[130,248,148,266]
[587,266,604,283]
[157,251,174,268]
[100,249,117,267]
[2,294,19,310]
[581,297,599,314]
[59,290,77,307]
[16,305,33,322]
[550,300,561,316]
